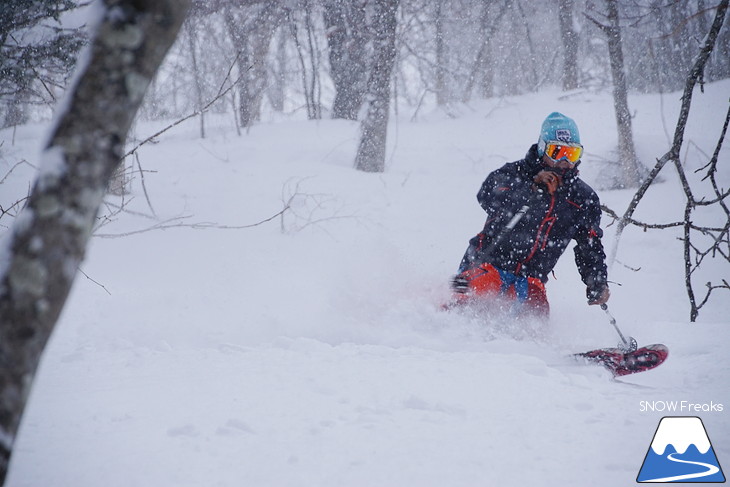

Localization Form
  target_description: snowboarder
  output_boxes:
[450,112,610,317]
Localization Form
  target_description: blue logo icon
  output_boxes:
[637,416,725,483]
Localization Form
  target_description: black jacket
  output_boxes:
[467,144,608,299]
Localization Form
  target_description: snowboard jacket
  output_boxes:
[466,144,608,300]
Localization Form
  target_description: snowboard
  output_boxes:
[575,343,669,377]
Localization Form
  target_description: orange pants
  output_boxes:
[455,263,549,317]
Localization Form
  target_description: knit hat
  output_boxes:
[537,112,581,156]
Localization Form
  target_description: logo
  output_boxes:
[637,416,725,483]
[555,129,572,142]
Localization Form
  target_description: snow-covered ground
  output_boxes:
[1,81,728,486]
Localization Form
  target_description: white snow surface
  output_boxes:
[1,82,729,486]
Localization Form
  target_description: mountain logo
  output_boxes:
[637,416,725,483]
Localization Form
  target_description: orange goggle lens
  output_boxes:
[545,143,583,164]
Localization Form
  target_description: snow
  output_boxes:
[1,81,729,486]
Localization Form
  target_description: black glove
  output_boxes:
[451,275,469,294]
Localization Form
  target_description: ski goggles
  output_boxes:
[545,142,583,165]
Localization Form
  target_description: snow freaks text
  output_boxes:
[639,401,724,413]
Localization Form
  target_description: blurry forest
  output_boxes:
[3,0,729,133]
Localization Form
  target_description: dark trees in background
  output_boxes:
[354,0,399,173]
[0,0,189,482]
[5,1,729,133]
[623,1,730,92]
[0,0,86,128]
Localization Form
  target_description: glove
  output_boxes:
[587,285,610,306]
[533,170,562,195]
[451,275,469,294]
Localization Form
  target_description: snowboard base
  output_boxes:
[575,343,669,377]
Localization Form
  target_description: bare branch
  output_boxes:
[124,53,250,159]
[93,207,289,238]
[609,0,729,264]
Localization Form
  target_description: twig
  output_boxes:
[124,53,251,158]
[0,160,34,185]
[77,267,111,295]
[93,208,288,238]
[134,152,157,218]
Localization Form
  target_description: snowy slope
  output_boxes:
[1,81,729,486]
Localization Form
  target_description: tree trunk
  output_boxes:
[604,0,646,188]
[354,0,399,173]
[288,3,323,120]
[462,0,510,102]
[268,29,288,113]
[225,3,283,128]
[434,0,447,105]
[322,0,369,120]
[0,0,189,481]
[185,18,206,138]
[559,0,579,91]
[303,0,322,120]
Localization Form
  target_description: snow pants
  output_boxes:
[453,263,549,317]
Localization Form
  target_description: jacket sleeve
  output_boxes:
[573,193,609,300]
[477,162,532,213]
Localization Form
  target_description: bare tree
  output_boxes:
[678,102,730,321]
[354,0,399,173]
[586,0,647,189]
[0,0,189,481]
[606,0,729,321]
[225,2,285,127]
[0,0,86,129]
[512,0,540,93]
[185,17,207,138]
[461,0,510,102]
[268,29,288,113]
[286,0,324,120]
[322,0,370,120]
[558,0,579,91]
[434,0,447,105]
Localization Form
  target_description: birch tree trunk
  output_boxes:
[354,0,399,173]
[0,0,189,482]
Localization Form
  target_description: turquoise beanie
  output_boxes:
[537,112,581,156]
